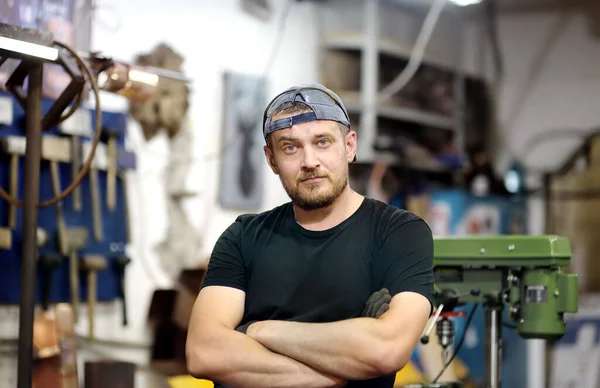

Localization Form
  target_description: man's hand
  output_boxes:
[362,288,391,318]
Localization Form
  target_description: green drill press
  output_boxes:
[417,235,579,388]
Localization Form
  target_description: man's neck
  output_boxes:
[293,187,364,231]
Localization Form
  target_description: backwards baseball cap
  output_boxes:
[262,83,351,140]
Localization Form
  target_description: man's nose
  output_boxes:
[301,148,319,170]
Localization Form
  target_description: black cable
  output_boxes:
[432,304,478,384]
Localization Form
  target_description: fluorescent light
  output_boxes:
[449,0,483,6]
[0,36,59,61]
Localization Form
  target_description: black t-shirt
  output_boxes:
[201,197,435,388]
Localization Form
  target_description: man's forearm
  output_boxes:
[248,318,398,380]
[187,327,345,388]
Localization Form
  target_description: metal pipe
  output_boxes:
[359,0,379,161]
[484,305,503,388]
[17,61,44,388]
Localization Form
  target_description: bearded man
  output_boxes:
[186,83,435,388]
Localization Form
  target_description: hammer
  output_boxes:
[112,256,131,326]
[43,136,74,256]
[102,126,121,212]
[81,255,107,341]
[38,254,63,311]
[66,228,88,323]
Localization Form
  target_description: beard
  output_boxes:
[280,168,349,211]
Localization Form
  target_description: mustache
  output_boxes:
[298,171,327,181]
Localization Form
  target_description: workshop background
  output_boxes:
[0,0,599,387]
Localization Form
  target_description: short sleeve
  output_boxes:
[373,218,435,315]
[200,218,247,292]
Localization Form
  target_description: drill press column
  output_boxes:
[484,304,503,388]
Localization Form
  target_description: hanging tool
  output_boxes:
[112,256,131,326]
[38,254,63,311]
[58,108,92,212]
[36,228,49,249]
[81,255,107,341]
[102,126,121,212]
[65,228,88,324]
[42,136,73,256]
[0,228,12,249]
[82,141,107,242]
[0,135,72,252]
[117,147,136,244]
[0,136,25,229]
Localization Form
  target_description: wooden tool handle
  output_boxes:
[71,137,82,212]
[89,169,103,242]
[50,161,69,256]
[88,271,96,341]
[106,138,117,212]
[69,251,79,324]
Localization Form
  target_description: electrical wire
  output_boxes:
[432,304,478,384]
[379,0,447,101]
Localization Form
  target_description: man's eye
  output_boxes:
[284,145,296,152]
[318,139,330,146]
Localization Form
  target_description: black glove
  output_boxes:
[235,320,257,334]
[362,288,391,318]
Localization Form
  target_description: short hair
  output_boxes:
[266,101,350,148]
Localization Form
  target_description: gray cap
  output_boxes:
[262,83,351,139]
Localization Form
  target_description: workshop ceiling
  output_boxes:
[386,0,600,39]
[495,0,596,13]
[387,0,595,13]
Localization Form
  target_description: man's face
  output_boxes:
[264,117,357,210]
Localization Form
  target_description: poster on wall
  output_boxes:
[218,71,267,210]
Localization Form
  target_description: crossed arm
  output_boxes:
[186,286,431,386]
[186,286,346,388]
[246,291,431,381]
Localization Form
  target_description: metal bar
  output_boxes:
[17,61,43,388]
[484,305,503,388]
[358,0,379,162]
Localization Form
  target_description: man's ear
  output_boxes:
[346,130,357,163]
[264,145,279,175]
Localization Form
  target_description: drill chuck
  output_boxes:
[437,318,454,348]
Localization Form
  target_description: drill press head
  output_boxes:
[432,235,579,340]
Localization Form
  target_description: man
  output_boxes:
[186,83,435,388]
